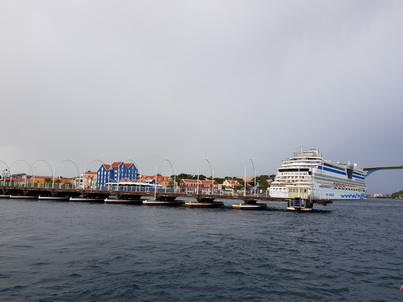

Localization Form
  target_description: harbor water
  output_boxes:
[0,198,402,301]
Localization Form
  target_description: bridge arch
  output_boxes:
[363,166,403,195]
[85,159,105,172]
[0,160,10,171]
[155,159,176,194]
[196,159,214,195]
[245,159,257,196]
[54,160,81,188]
[196,159,214,180]
[31,160,54,187]
[363,166,403,176]
[9,160,33,186]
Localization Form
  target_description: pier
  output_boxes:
[0,184,333,207]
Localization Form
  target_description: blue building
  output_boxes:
[96,162,138,189]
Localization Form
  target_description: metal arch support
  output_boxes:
[54,159,81,188]
[10,160,33,186]
[0,160,10,178]
[86,159,105,172]
[197,159,214,195]
[160,159,176,176]
[249,159,257,196]
[31,159,54,178]
[0,160,10,170]
[156,159,176,193]
[10,159,33,174]
[203,159,214,181]
[125,158,139,168]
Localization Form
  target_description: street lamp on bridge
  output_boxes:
[197,159,214,195]
[244,159,257,197]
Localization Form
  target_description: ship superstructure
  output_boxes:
[269,149,367,200]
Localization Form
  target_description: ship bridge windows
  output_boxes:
[347,168,353,179]
[278,168,311,175]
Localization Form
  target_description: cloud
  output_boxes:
[1,0,402,193]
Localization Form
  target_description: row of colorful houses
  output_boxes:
[1,173,76,186]
[96,162,138,188]
[2,161,268,194]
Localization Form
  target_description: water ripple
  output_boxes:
[0,198,402,301]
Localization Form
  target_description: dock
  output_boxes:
[0,184,333,209]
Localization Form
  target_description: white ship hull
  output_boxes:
[269,149,366,200]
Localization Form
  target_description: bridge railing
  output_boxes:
[0,182,78,189]
[0,182,272,199]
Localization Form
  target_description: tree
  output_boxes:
[167,180,175,189]
[175,173,193,185]
[177,173,194,179]
[214,177,225,184]
[391,190,403,199]
[255,175,270,191]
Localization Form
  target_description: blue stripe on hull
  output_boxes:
[317,165,346,175]
[340,193,366,199]
[317,166,366,180]
[313,192,366,199]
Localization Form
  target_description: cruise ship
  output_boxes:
[269,149,367,200]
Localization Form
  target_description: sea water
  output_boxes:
[0,198,402,301]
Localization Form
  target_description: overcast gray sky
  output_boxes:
[1,0,402,194]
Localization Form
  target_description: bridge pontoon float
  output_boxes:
[232,198,267,210]
[287,197,313,212]
[185,197,224,208]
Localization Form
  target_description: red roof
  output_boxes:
[83,171,97,175]
[226,180,241,186]
[180,179,217,184]
[201,180,217,184]
[27,176,51,180]
[111,162,123,167]
[138,175,172,182]
[180,179,198,184]
[103,162,134,169]
[4,178,25,182]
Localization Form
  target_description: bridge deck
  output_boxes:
[0,185,332,205]
[363,165,403,175]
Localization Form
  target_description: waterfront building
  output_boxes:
[96,162,138,189]
[29,176,74,187]
[1,169,11,178]
[1,174,74,187]
[77,171,97,189]
[2,176,26,186]
[137,175,176,189]
[222,179,242,188]
[371,193,390,198]
[222,179,241,194]
[180,179,219,194]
